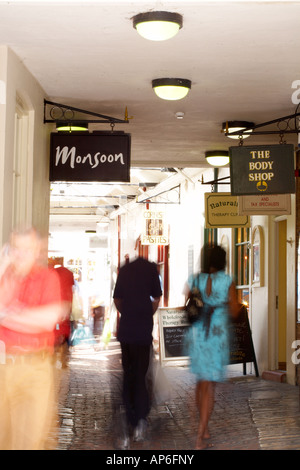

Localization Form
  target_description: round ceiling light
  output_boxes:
[205,150,230,167]
[152,78,191,100]
[222,121,254,139]
[56,122,89,132]
[133,11,183,41]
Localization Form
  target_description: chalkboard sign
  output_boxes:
[163,326,187,358]
[158,305,258,374]
[229,305,259,376]
[158,308,189,365]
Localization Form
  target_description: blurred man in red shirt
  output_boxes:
[0,227,63,450]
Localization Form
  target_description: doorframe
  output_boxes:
[275,218,287,371]
[272,209,297,384]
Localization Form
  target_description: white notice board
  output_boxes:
[158,307,189,366]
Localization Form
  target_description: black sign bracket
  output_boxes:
[44,99,130,128]
[200,175,231,186]
[222,104,300,139]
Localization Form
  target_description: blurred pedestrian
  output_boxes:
[0,227,63,450]
[53,264,74,368]
[70,279,84,336]
[113,256,162,448]
[184,244,239,450]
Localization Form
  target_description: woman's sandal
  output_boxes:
[195,441,214,450]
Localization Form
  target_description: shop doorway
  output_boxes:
[276,219,287,370]
[157,244,169,307]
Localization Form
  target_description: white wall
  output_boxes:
[0,46,11,244]
[0,46,49,245]
[168,176,206,307]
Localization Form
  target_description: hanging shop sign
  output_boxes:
[205,193,250,228]
[141,210,169,245]
[89,236,108,249]
[238,193,291,215]
[49,131,131,182]
[230,144,295,196]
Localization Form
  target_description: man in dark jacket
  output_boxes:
[113,256,162,447]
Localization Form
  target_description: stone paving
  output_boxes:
[50,340,300,452]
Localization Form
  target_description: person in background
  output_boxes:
[113,255,162,448]
[53,264,74,368]
[0,227,63,450]
[184,244,240,450]
[70,279,84,338]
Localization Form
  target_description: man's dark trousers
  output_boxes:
[120,343,151,427]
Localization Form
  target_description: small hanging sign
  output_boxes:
[230,144,295,196]
[205,193,250,228]
[49,131,131,182]
[238,194,291,215]
[141,210,169,245]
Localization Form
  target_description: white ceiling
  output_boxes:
[1,0,300,232]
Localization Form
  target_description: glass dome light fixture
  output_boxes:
[205,150,230,167]
[152,78,191,100]
[56,121,89,132]
[222,121,254,139]
[132,11,183,41]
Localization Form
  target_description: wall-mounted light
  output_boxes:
[132,11,183,41]
[56,122,89,132]
[152,78,191,100]
[222,121,254,139]
[205,150,230,167]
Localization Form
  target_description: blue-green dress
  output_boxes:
[184,271,233,382]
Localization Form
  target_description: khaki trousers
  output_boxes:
[0,352,57,450]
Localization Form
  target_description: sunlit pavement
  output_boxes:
[50,339,300,452]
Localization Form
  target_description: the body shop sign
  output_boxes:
[49,132,131,182]
[230,144,295,196]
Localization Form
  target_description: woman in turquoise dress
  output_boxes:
[184,245,239,449]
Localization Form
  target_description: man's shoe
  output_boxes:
[133,419,147,442]
[115,406,130,449]
[115,435,130,450]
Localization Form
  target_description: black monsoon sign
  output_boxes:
[49,132,131,182]
[230,144,295,196]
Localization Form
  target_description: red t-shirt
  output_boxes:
[0,265,61,353]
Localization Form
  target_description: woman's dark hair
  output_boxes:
[201,244,226,272]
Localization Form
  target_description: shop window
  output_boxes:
[204,227,217,247]
[251,225,264,287]
[234,227,250,307]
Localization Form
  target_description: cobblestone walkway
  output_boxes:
[51,342,300,452]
